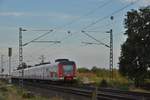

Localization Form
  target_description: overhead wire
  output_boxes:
[57,0,112,29]
[82,0,140,30]
[60,0,140,44]
[26,0,113,54]
[81,30,110,47]
[23,0,139,62]
[15,0,111,66]
[23,29,53,46]
[23,0,140,60]
[20,29,56,65]
[52,0,112,42]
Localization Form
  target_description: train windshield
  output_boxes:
[63,65,73,74]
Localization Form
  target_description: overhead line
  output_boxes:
[30,30,53,31]
[81,30,110,48]
[55,0,112,43]
[23,30,53,46]
[32,41,61,43]
[60,0,139,44]
[83,0,140,29]
[84,0,112,16]
[56,0,112,30]
[82,42,104,45]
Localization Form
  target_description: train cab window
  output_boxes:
[63,65,73,74]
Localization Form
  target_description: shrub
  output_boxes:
[0,86,8,92]
[99,79,108,87]
[78,67,90,73]
[22,91,35,99]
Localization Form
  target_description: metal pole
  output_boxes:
[110,16,114,80]
[19,28,23,69]
[8,56,11,83]
[1,55,3,73]
[9,56,11,76]
[19,27,23,88]
[110,29,113,80]
[8,48,12,76]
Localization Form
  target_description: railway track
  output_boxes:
[75,86,150,100]
[98,88,150,100]
[20,81,150,100]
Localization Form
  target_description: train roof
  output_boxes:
[14,59,75,71]
[55,59,69,62]
[34,62,51,66]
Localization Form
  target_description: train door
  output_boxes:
[51,65,58,81]
[45,66,50,80]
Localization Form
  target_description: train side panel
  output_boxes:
[12,61,77,81]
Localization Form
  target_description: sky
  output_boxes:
[0,0,150,73]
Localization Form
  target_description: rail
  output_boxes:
[17,81,150,100]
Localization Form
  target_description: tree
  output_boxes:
[91,66,110,77]
[91,66,99,73]
[17,62,28,70]
[78,67,90,73]
[119,6,150,86]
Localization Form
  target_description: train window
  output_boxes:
[63,65,73,74]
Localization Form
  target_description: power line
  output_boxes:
[55,0,112,42]
[81,42,104,45]
[81,30,110,48]
[32,40,61,44]
[83,0,140,29]
[82,30,107,33]
[84,0,112,16]
[60,0,139,44]
[23,29,53,46]
[55,0,112,30]
[30,29,53,31]
[30,0,112,45]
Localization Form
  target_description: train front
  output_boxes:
[58,60,76,81]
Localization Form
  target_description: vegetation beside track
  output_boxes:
[0,81,63,100]
[77,67,150,92]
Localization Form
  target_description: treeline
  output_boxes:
[78,66,110,77]
[119,6,150,86]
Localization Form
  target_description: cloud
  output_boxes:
[141,0,150,6]
[123,0,137,2]
[122,0,150,6]
[0,12,79,20]
[0,12,25,16]
[47,13,79,20]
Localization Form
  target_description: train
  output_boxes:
[12,59,77,82]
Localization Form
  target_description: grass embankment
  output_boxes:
[77,68,150,92]
[77,69,129,86]
[0,81,63,100]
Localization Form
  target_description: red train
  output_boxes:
[12,59,77,81]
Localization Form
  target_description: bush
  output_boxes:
[78,67,90,73]
[99,79,108,87]
[22,91,35,99]
[0,86,8,92]
[0,95,5,100]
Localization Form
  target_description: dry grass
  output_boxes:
[0,81,63,100]
[77,72,97,83]
[77,70,130,88]
[129,86,150,93]
[50,96,64,100]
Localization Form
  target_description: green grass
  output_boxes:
[77,69,150,92]
[0,81,63,100]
